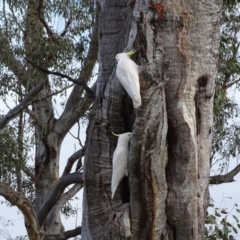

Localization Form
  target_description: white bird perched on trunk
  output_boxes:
[115,50,141,108]
[111,132,132,199]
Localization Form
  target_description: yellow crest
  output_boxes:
[112,132,120,137]
[126,49,136,57]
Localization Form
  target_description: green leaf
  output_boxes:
[223,225,229,235]
[233,226,238,234]
[232,214,239,223]
[215,211,221,217]
[221,210,228,214]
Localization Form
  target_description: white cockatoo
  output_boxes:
[115,50,141,108]
[111,132,132,199]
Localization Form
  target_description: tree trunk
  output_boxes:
[24,0,64,235]
[82,0,222,239]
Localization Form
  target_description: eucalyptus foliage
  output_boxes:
[212,1,240,173]
[0,0,94,222]
[205,199,240,240]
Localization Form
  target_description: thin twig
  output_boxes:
[60,10,74,37]
[34,83,74,102]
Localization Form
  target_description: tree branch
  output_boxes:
[57,184,83,208]
[54,3,100,136]
[24,57,95,97]
[209,164,240,184]
[0,182,41,240]
[35,83,74,101]
[0,79,48,129]
[37,0,55,40]
[0,30,24,81]
[37,172,83,227]
[22,166,36,183]
[54,81,96,135]
[60,11,74,37]
[47,183,83,230]
[62,149,84,176]
[46,227,81,240]
[223,78,240,90]
[60,227,81,240]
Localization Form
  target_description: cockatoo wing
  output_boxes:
[116,57,141,108]
[111,144,128,199]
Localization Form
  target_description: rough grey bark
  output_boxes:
[82,1,134,239]
[163,1,222,239]
[82,0,222,239]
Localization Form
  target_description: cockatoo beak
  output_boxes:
[112,132,120,137]
[126,49,136,57]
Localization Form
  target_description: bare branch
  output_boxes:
[209,164,240,184]
[47,184,83,230]
[60,227,81,240]
[58,183,83,207]
[62,149,84,176]
[37,172,83,227]
[223,78,240,90]
[0,79,48,129]
[54,81,96,135]
[37,0,55,40]
[24,57,95,97]
[0,182,41,240]
[46,227,82,240]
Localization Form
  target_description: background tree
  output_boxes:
[0,0,240,239]
[0,0,98,239]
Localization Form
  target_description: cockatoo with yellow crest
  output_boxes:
[115,50,141,108]
[111,132,132,199]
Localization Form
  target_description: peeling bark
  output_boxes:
[0,182,41,240]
